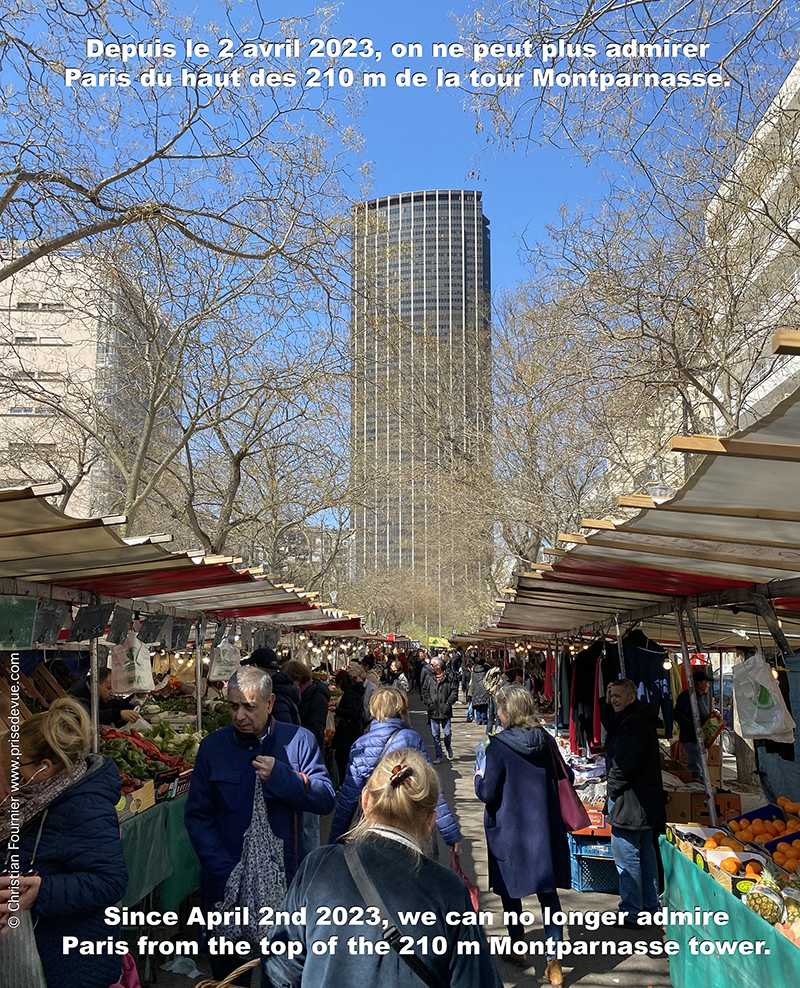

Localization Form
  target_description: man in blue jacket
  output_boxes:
[185,665,335,983]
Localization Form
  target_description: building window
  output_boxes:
[9,407,34,415]
[14,336,37,345]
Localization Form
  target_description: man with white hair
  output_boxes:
[186,666,334,980]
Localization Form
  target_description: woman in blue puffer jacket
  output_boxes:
[328,688,462,849]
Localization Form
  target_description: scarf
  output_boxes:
[0,757,88,843]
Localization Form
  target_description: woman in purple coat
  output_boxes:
[475,686,570,986]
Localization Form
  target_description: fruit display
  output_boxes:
[746,861,788,925]
[703,831,744,851]
[777,796,800,817]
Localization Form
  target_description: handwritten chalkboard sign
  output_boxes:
[0,595,37,648]
[33,598,70,645]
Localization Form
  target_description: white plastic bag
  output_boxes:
[0,909,47,988]
[111,633,155,693]
[732,652,796,743]
[208,640,241,681]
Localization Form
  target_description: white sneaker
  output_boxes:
[446,751,453,760]
[433,757,443,764]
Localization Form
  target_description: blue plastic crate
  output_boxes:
[570,853,619,893]
[568,833,614,859]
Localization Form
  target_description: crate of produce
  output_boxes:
[569,833,614,859]
[570,853,619,894]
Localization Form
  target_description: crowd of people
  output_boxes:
[0,643,679,988]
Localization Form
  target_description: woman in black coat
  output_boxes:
[283,660,331,751]
[470,659,490,723]
[332,665,367,779]
[475,686,570,986]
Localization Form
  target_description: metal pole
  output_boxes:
[90,637,99,754]
[614,613,627,678]
[675,601,717,827]
[195,615,206,733]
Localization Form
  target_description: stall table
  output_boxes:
[121,795,200,908]
[660,836,800,985]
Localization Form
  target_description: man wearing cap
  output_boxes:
[674,667,714,782]
[241,646,300,725]
[186,665,334,982]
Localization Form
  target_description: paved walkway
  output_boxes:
[406,692,674,988]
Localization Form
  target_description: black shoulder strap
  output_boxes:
[343,843,447,988]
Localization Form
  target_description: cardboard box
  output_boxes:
[668,743,722,784]
[665,824,726,860]
[116,780,155,823]
[665,791,741,825]
[703,848,769,899]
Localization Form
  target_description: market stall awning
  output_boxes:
[0,485,370,637]
[485,384,800,647]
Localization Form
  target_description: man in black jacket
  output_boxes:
[600,679,666,925]
[421,659,458,763]
[241,647,300,725]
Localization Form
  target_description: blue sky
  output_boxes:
[321,0,606,290]
[193,0,608,293]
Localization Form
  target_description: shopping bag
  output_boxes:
[107,952,142,988]
[546,737,591,831]
[216,781,287,945]
[450,848,480,912]
[208,640,241,681]
[111,633,154,693]
[732,652,796,743]
[0,909,47,988]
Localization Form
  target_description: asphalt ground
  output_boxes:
[144,690,674,988]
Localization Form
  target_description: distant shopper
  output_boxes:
[673,667,713,781]
[332,665,367,780]
[283,660,330,751]
[475,686,570,985]
[386,657,409,693]
[600,678,666,925]
[470,657,490,724]
[329,687,461,849]
[241,647,300,725]
[421,658,459,763]
[68,666,138,726]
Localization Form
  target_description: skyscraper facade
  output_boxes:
[351,189,492,580]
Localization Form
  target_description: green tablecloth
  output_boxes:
[120,795,200,909]
[660,836,800,986]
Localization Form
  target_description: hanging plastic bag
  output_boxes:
[732,652,796,744]
[111,633,155,693]
[474,736,490,776]
[215,782,287,946]
[208,640,241,681]
[0,909,47,988]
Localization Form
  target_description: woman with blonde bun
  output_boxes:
[0,697,128,988]
[265,748,502,988]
